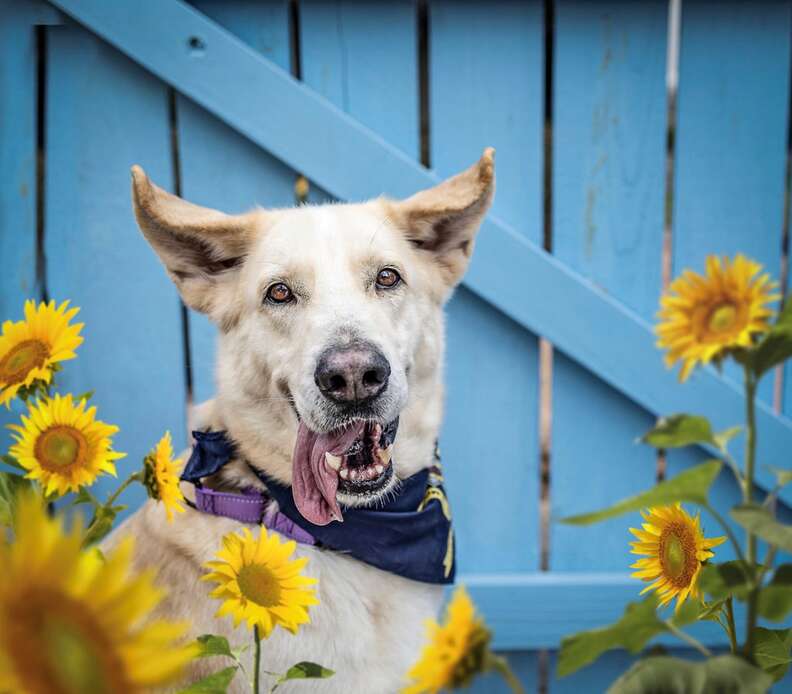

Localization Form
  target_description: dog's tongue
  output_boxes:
[292,420,366,526]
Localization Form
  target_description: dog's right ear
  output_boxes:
[131,166,266,321]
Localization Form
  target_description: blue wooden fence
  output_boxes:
[2,0,792,690]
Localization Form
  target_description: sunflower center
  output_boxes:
[659,522,698,587]
[35,426,88,470]
[237,563,282,607]
[3,590,128,694]
[0,339,49,385]
[707,303,738,333]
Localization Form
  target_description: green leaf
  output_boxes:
[753,627,792,682]
[607,655,772,694]
[177,667,238,694]
[698,561,756,601]
[641,415,715,449]
[767,466,792,488]
[751,301,792,378]
[82,504,125,547]
[195,635,235,660]
[74,389,95,403]
[0,472,32,527]
[558,596,667,677]
[713,426,742,453]
[670,598,702,628]
[562,460,721,525]
[272,662,335,691]
[698,599,727,622]
[758,564,792,622]
[731,505,792,553]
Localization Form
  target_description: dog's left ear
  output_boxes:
[386,147,495,288]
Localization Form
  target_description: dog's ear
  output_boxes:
[386,148,495,288]
[131,165,266,323]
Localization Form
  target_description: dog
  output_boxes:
[110,148,495,693]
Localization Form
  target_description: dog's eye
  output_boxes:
[376,268,401,289]
[265,282,293,304]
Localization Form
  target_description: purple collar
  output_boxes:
[193,486,316,545]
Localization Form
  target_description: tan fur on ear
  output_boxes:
[131,165,266,322]
[384,148,495,288]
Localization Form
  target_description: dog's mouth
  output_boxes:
[291,418,398,526]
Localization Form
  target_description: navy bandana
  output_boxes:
[182,430,455,585]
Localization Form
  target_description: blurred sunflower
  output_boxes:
[629,503,726,612]
[656,254,779,381]
[403,586,492,694]
[8,394,125,496]
[0,492,198,694]
[143,431,186,522]
[0,299,83,407]
[202,526,318,637]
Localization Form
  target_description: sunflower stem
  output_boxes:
[742,364,758,660]
[725,598,738,654]
[490,654,526,694]
[663,619,712,658]
[105,471,143,508]
[703,502,745,565]
[253,626,262,694]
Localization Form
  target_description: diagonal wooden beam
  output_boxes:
[48,0,792,504]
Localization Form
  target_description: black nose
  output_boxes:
[314,342,391,404]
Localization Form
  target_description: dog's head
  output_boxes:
[132,150,494,521]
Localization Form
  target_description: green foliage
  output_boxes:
[731,505,792,553]
[195,635,235,660]
[82,503,126,546]
[0,471,32,527]
[758,564,792,622]
[698,561,756,601]
[557,596,667,677]
[271,662,335,691]
[749,301,792,379]
[561,460,721,525]
[607,655,772,694]
[641,415,716,449]
[1,454,24,471]
[767,465,792,488]
[753,627,792,682]
[177,667,239,694]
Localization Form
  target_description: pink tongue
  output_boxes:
[292,420,367,525]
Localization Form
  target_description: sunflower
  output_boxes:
[143,431,186,522]
[0,299,83,407]
[0,492,199,694]
[656,254,779,381]
[629,503,726,612]
[8,394,125,497]
[403,586,492,694]
[202,526,319,637]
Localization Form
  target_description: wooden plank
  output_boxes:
[466,573,736,650]
[45,0,792,501]
[181,0,294,406]
[430,0,544,240]
[44,23,186,516]
[551,0,667,570]
[301,0,419,160]
[674,0,792,407]
[430,0,543,574]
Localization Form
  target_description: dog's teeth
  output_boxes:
[325,452,342,471]
[375,464,384,474]
[340,468,349,480]
[350,469,359,480]
[377,444,393,465]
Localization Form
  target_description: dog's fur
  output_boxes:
[110,149,494,692]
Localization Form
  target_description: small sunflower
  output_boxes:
[656,254,779,381]
[143,431,186,522]
[629,503,726,612]
[8,394,125,496]
[0,492,199,694]
[0,299,83,407]
[403,586,492,694]
[202,526,319,637]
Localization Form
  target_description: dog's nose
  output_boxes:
[315,342,391,404]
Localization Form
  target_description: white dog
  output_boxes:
[111,148,495,693]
